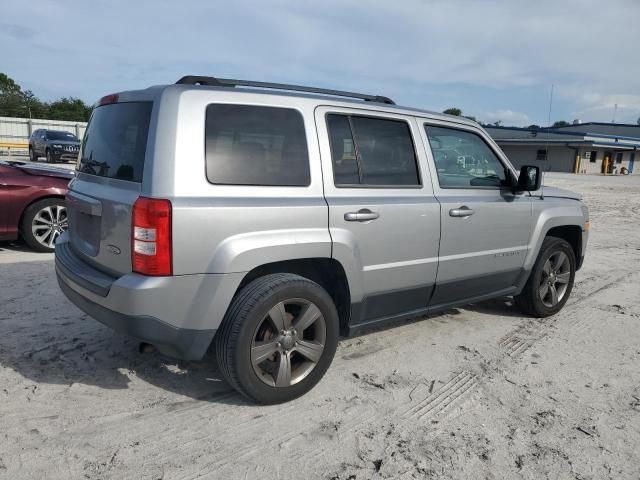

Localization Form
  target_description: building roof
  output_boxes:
[485,125,640,150]
[547,122,640,138]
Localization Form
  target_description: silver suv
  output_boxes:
[56,76,589,403]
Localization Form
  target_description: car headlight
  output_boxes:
[52,144,62,148]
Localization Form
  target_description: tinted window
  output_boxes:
[78,102,152,182]
[47,131,78,141]
[205,104,310,186]
[327,114,420,186]
[327,114,360,185]
[425,125,508,188]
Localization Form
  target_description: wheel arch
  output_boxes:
[525,204,585,272]
[235,258,352,335]
[545,225,582,267]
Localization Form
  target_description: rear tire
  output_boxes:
[216,273,339,404]
[515,236,576,317]
[20,198,68,253]
[29,147,36,162]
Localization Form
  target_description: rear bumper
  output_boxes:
[57,278,214,359]
[55,235,244,360]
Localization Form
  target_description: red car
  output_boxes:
[0,160,73,252]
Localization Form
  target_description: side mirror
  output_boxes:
[516,165,541,191]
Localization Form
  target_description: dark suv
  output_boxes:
[29,129,81,163]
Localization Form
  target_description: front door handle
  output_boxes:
[344,209,380,222]
[449,206,475,218]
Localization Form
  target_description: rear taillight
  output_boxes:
[132,197,172,276]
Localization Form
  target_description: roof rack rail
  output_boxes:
[175,75,395,105]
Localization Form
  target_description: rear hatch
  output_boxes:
[67,99,153,276]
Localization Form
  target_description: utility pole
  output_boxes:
[612,103,618,123]
[547,84,554,127]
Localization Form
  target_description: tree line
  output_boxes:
[441,107,618,129]
[0,73,92,122]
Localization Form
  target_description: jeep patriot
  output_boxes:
[55,76,589,403]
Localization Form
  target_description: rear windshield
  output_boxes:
[78,102,152,182]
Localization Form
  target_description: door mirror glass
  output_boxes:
[516,165,541,191]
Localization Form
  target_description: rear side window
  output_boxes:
[205,104,310,186]
[78,102,152,182]
[326,114,420,186]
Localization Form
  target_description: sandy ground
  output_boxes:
[1,173,639,480]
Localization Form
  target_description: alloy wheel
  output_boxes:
[31,205,67,249]
[538,250,571,308]
[251,298,326,388]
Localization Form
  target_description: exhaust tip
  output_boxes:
[139,342,156,354]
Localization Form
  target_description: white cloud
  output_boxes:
[570,93,640,124]
[0,0,639,124]
[483,110,530,127]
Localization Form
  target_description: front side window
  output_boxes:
[205,104,310,186]
[425,125,509,188]
[326,114,420,186]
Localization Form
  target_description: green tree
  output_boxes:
[0,73,30,117]
[527,124,540,130]
[552,120,570,128]
[48,97,92,122]
[0,73,92,121]
[443,107,462,116]
[637,116,640,126]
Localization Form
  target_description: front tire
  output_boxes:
[46,149,53,163]
[515,236,576,317]
[216,273,339,404]
[20,198,68,252]
[29,147,36,162]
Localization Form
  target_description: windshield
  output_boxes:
[47,131,79,141]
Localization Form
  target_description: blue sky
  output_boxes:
[2,0,639,126]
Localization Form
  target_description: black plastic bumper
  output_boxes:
[57,273,215,360]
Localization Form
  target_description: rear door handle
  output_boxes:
[344,209,380,222]
[449,206,475,218]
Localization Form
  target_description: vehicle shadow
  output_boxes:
[0,257,525,407]
[463,296,527,318]
[0,320,251,406]
[0,239,35,253]
[0,258,249,406]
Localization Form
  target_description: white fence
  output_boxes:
[0,116,88,156]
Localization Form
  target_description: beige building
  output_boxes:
[486,122,639,175]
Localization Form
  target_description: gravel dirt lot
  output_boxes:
[1,173,639,480]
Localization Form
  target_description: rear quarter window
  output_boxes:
[78,102,152,182]
[205,104,310,186]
